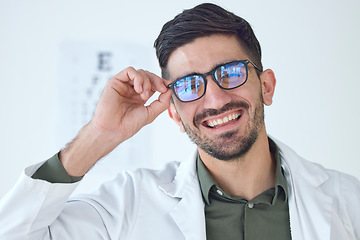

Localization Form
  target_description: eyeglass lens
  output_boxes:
[173,61,247,102]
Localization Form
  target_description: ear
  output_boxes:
[168,103,186,133]
[260,69,276,106]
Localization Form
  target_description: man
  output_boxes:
[0,3,359,240]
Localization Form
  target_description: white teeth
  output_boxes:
[207,112,241,127]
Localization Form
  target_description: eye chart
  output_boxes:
[57,41,159,192]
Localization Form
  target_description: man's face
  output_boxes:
[167,34,267,161]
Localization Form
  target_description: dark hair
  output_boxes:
[154,3,263,79]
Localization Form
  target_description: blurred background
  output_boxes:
[0,0,359,197]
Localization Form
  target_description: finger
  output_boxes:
[163,79,173,87]
[113,67,145,94]
[145,89,172,124]
[137,69,153,100]
[145,71,168,93]
[112,68,169,102]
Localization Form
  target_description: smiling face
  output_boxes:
[167,34,273,161]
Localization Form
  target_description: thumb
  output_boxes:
[145,90,172,124]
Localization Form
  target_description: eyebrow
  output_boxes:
[174,72,202,82]
[173,60,237,82]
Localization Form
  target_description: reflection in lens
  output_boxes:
[175,76,205,102]
[216,62,246,89]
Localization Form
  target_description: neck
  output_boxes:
[198,131,275,200]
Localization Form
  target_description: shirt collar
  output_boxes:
[269,137,288,204]
[196,137,288,205]
[196,154,217,205]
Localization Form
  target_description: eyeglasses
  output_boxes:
[168,60,260,102]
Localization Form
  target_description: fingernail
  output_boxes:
[163,84,169,92]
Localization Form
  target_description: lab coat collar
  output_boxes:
[274,137,333,240]
[159,152,207,240]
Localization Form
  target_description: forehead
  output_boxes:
[166,34,249,80]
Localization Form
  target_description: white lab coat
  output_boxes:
[0,138,359,240]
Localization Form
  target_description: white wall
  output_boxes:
[0,0,359,197]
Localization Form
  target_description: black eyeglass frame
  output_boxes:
[167,59,261,103]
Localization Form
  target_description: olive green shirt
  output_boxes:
[197,139,292,239]
[32,153,83,183]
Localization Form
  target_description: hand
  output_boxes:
[92,67,172,143]
[60,67,172,176]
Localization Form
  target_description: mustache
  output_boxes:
[193,101,249,127]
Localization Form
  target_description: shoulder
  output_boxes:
[70,161,182,217]
[135,160,181,183]
[321,168,360,199]
[89,160,182,197]
[273,136,360,202]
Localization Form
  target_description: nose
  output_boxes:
[202,76,232,109]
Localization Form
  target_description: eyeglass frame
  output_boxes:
[167,59,261,103]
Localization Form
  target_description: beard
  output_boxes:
[181,93,265,161]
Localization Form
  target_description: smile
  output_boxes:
[205,112,241,128]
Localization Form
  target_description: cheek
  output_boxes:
[241,79,263,104]
[175,102,199,125]
[230,85,259,104]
